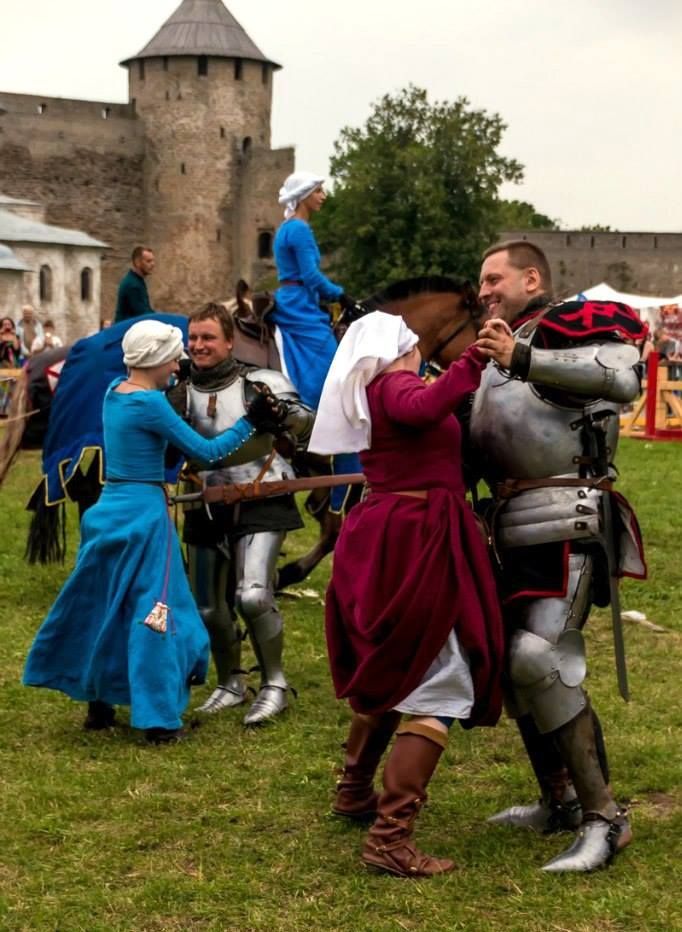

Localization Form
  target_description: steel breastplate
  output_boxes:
[187,380,293,482]
[469,360,620,482]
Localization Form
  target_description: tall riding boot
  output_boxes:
[362,724,456,878]
[488,714,582,833]
[542,703,631,872]
[333,711,402,821]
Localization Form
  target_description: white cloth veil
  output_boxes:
[308,312,419,454]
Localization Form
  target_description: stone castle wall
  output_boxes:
[0,57,292,317]
[501,229,682,297]
[0,92,144,317]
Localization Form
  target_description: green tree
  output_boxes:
[497,199,559,230]
[313,85,524,294]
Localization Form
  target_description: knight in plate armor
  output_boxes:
[171,303,314,726]
[470,240,647,872]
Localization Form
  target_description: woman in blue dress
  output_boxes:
[23,320,282,743]
[272,171,356,409]
[272,171,360,497]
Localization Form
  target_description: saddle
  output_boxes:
[226,292,282,371]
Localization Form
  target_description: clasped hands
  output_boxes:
[475,318,515,369]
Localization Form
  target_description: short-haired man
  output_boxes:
[172,303,314,725]
[114,247,156,323]
[470,240,647,872]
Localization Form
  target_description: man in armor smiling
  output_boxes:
[176,303,314,726]
[471,241,647,872]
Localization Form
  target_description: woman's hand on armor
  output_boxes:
[475,318,515,369]
[245,382,289,434]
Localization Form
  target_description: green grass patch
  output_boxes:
[0,441,680,931]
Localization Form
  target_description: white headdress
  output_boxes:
[308,312,419,454]
[122,319,185,369]
[278,171,325,219]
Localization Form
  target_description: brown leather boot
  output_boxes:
[333,711,401,821]
[362,724,456,878]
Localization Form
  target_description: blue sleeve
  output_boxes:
[290,222,343,300]
[146,393,255,462]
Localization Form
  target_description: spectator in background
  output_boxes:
[114,246,156,324]
[0,317,20,367]
[30,319,63,355]
[16,305,44,358]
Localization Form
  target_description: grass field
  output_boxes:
[0,441,680,932]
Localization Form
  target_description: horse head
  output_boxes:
[350,276,485,369]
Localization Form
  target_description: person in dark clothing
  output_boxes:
[114,246,156,323]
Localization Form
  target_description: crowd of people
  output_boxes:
[20,171,649,878]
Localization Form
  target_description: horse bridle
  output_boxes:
[426,315,478,366]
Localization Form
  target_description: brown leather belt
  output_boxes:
[278,279,304,287]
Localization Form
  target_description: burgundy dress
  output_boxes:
[325,347,504,727]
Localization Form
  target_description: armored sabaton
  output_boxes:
[469,330,642,736]
[184,368,314,725]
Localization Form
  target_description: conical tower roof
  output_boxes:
[120,0,279,68]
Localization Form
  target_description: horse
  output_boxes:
[228,276,485,588]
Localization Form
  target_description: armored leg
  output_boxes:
[542,702,631,872]
[187,544,246,713]
[496,552,629,871]
[489,554,592,833]
[234,531,288,726]
[487,714,581,833]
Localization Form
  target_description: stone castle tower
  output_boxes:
[0,0,294,318]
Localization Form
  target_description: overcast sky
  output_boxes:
[1,0,680,231]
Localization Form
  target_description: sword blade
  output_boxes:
[602,493,630,702]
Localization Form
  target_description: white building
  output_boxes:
[0,194,108,341]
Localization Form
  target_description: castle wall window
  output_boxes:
[138,60,145,81]
[37,103,47,114]
[622,236,627,248]
[242,136,252,155]
[654,236,658,249]
[262,64,269,85]
[163,56,169,72]
[198,56,208,77]
[39,265,53,302]
[258,231,273,259]
[180,162,186,175]
[234,59,243,81]
[102,107,110,120]
[565,234,572,246]
[220,127,226,138]
[81,268,93,302]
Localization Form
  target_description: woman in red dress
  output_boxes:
[309,311,513,877]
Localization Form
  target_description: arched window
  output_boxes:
[198,55,208,76]
[234,59,243,81]
[39,265,52,302]
[81,267,93,302]
[242,136,252,155]
[258,231,273,259]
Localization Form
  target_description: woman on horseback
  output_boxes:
[272,171,361,502]
[309,311,512,878]
[272,171,355,410]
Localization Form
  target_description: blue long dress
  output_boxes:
[272,218,343,410]
[23,380,255,731]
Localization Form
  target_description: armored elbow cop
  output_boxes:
[510,342,641,403]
